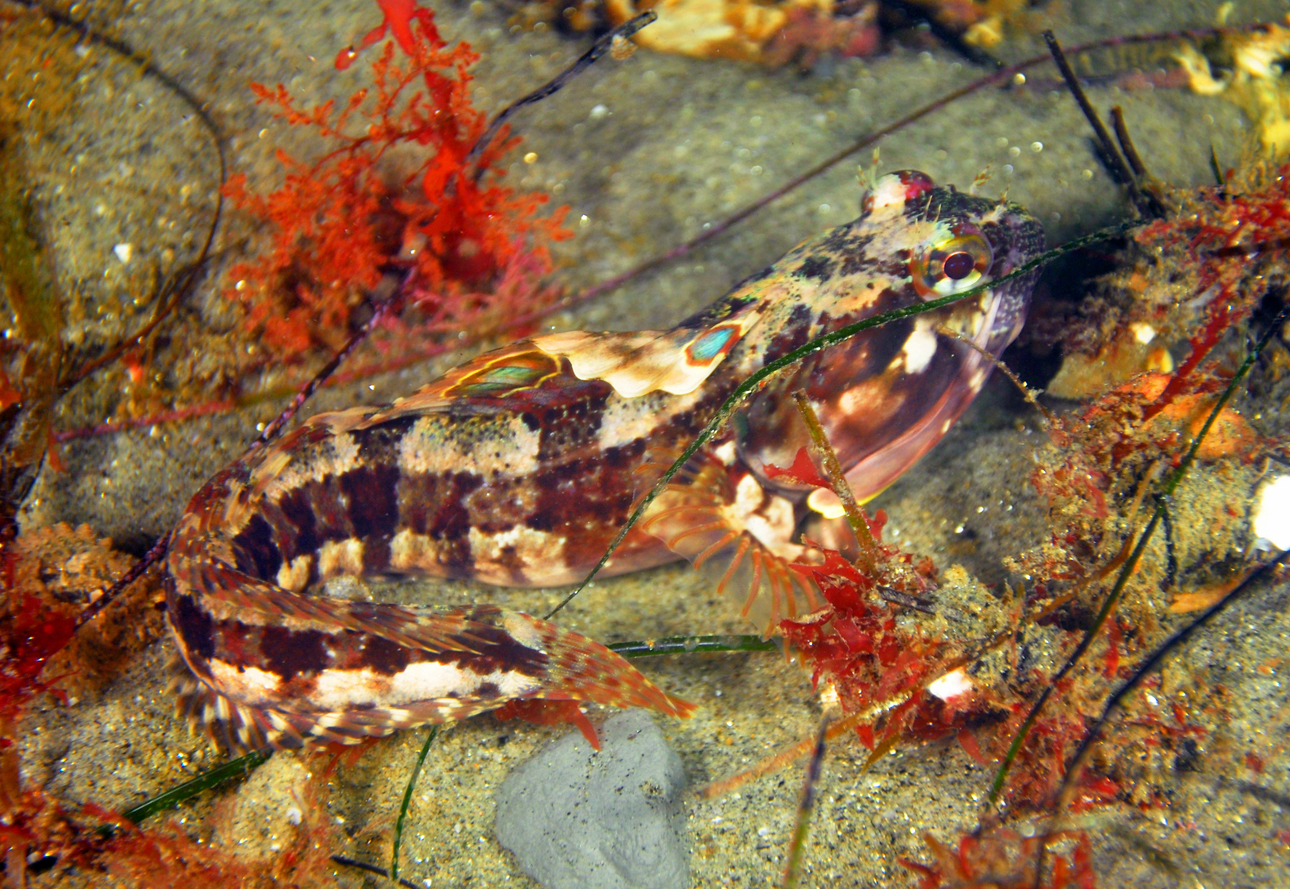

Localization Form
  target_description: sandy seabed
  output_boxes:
[9,0,1290,885]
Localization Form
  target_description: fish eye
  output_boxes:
[912,226,993,298]
[942,250,976,279]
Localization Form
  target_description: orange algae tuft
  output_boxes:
[226,0,570,357]
[78,781,346,889]
[494,698,603,750]
[899,827,1096,889]
[0,730,346,886]
[4,524,166,699]
[0,525,129,744]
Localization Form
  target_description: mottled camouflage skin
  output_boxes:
[164,172,1043,750]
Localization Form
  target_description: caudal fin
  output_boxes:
[513,611,697,719]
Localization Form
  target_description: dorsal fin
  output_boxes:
[531,293,764,397]
[332,311,757,428]
[294,290,764,436]
[354,340,570,422]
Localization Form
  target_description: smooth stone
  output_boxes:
[494,709,688,889]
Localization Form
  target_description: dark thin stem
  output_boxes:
[17,1,224,138]
[391,725,438,883]
[1160,496,1177,591]
[253,270,413,449]
[541,75,1014,318]
[1043,31,1138,193]
[1031,550,1289,884]
[330,855,422,889]
[75,252,410,645]
[1209,145,1226,189]
[465,11,657,177]
[1055,550,1287,821]
[66,182,225,386]
[782,717,831,889]
[1110,105,1149,179]
[546,224,1128,620]
[542,25,1247,318]
[791,390,879,574]
[73,531,169,631]
[1043,33,1166,219]
[12,1,230,390]
[120,747,272,825]
[608,634,778,657]
[989,301,1290,804]
[43,23,1272,451]
[877,585,935,613]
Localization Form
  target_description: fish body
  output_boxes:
[164,172,1043,750]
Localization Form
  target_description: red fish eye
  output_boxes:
[942,251,976,280]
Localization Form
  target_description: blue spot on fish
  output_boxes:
[687,326,737,363]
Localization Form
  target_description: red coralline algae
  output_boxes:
[226,0,570,357]
[761,448,1134,815]
[0,592,75,734]
[899,828,1096,889]
[772,473,955,756]
[1135,161,1290,419]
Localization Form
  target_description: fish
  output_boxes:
[164,170,1044,751]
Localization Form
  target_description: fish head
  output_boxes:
[736,170,1046,502]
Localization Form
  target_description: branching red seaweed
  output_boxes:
[899,827,1096,889]
[225,0,570,357]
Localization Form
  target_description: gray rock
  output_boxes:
[494,709,688,889]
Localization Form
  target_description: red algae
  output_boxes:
[737,290,1272,835]
[899,827,1096,889]
[780,549,948,749]
[334,0,434,70]
[226,0,570,357]
[15,7,1290,885]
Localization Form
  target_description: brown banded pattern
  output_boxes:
[164,172,1042,750]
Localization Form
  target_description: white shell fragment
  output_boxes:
[927,668,973,701]
[1252,474,1290,551]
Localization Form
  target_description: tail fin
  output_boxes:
[512,612,696,719]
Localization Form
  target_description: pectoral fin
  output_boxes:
[639,450,822,637]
